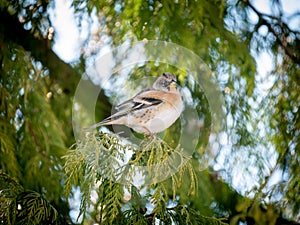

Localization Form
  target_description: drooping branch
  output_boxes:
[0,9,78,92]
[0,8,111,121]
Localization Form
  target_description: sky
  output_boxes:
[252,0,300,31]
[49,0,82,62]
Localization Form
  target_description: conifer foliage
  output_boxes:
[1,0,299,224]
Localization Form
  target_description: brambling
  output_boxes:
[84,72,183,135]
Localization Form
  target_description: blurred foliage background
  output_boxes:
[0,0,299,224]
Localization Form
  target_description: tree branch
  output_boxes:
[244,0,300,64]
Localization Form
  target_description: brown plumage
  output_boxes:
[84,72,183,134]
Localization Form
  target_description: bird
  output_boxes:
[84,72,184,135]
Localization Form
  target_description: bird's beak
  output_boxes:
[169,82,177,91]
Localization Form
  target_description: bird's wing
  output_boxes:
[115,89,163,113]
[98,90,163,124]
[83,89,164,130]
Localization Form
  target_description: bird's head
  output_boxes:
[153,72,178,92]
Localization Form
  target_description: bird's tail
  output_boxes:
[83,122,104,131]
[83,111,127,131]
[83,117,116,131]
